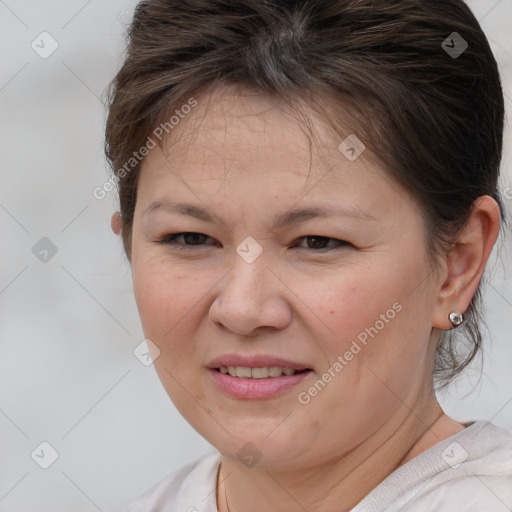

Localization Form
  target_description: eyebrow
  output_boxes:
[144,200,375,230]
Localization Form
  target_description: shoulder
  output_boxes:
[121,451,222,512]
[352,421,512,512]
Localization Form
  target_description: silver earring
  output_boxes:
[449,312,464,327]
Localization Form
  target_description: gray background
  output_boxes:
[0,1,511,511]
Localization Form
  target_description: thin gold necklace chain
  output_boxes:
[221,412,448,512]
[219,466,232,512]
[224,481,232,512]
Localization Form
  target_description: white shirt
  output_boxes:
[122,420,512,511]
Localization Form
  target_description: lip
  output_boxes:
[208,368,313,399]
[206,353,313,399]
[207,354,310,371]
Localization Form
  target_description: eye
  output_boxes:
[158,232,350,252]
[158,232,217,249]
[293,235,350,251]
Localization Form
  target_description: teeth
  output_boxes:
[236,366,252,378]
[269,366,283,377]
[251,367,269,379]
[219,366,298,378]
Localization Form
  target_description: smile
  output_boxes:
[209,367,313,399]
[217,366,304,378]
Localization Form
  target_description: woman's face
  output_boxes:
[129,86,445,469]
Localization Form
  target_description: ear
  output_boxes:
[111,211,123,236]
[432,195,501,330]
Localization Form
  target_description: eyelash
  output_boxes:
[157,232,351,252]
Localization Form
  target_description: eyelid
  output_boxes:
[158,232,351,251]
[294,236,350,251]
[158,232,217,248]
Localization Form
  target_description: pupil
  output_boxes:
[186,233,204,244]
[308,236,327,249]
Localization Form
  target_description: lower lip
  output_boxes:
[208,368,313,399]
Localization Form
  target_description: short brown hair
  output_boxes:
[104,0,505,387]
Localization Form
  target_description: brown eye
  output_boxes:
[294,236,350,251]
[159,232,216,249]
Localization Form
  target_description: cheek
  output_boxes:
[306,255,434,383]
[132,259,209,409]
[132,258,201,351]
[314,282,368,345]
[302,263,402,346]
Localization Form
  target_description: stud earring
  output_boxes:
[449,312,464,328]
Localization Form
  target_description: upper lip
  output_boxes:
[207,354,311,371]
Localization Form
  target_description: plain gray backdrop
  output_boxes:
[1,1,511,511]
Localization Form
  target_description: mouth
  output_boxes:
[207,360,314,399]
[215,366,310,378]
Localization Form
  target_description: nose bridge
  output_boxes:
[209,243,291,334]
[225,244,271,309]
[227,233,271,292]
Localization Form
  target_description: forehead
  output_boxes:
[137,85,402,215]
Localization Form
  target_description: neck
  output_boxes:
[216,401,464,512]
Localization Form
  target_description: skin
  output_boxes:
[111,84,501,512]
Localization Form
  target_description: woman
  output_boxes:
[105,0,512,510]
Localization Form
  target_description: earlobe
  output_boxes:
[111,211,123,235]
[432,195,501,330]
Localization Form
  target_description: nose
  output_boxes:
[208,256,292,336]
